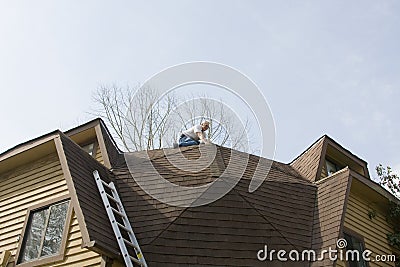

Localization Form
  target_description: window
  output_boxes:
[344,232,368,267]
[326,159,341,176]
[82,142,96,156]
[17,200,70,265]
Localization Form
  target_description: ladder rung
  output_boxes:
[93,170,147,267]
[123,238,139,250]
[111,207,126,218]
[117,222,132,233]
[101,180,114,191]
[106,194,120,205]
[128,254,142,265]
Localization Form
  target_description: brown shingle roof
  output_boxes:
[59,134,121,256]
[311,168,351,267]
[290,136,325,182]
[57,127,350,266]
[1,118,386,266]
[111,146,317,266]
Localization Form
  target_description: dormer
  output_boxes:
[320,139,369,179]
[65,119,121,169]
[291,135,370,182]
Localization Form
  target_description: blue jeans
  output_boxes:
[179,135,200,147]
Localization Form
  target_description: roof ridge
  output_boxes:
[143,205,191,246]
[314,166,350,185]
[98,119,125,154]
[64,117,102,134]
[322,134,368,164]
[116,148,313,185]
[140,148,227,247]
[143,177,303,251]
[289,135,326,165]
[128,145,200,162]
[230,182,301,251]
[271,162,312,182]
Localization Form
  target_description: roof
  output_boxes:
[57,133,121,255]
[110,146,317,266]
[290,135,325,182]
[290,135,370,182]
[0,131,62,175]
[0,117,105,158]
[3,118,397,266]
[290,135,367,166]
[310,168,352,267]
[53,134,319,265]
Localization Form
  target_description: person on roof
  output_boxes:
[178,121,210,147]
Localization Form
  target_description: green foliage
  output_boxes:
[376,164,400,252]
[387,232,400,249]
[376,164,400,198]
[388,201,400,220]
[367,208,377,220]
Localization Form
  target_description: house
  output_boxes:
[0,119,399,267]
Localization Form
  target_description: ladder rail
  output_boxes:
[108,182,146,263]
[93,170,148,267]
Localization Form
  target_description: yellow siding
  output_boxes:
[341,191,396,267]
[95,143,104,165]
[0,154,69,257]
[44,214,102,267]
[0,153,104,266]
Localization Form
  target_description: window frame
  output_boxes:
[325,158,342,176]
[15,196,73,267]
[81,141,98,158]
[342,227,369,267]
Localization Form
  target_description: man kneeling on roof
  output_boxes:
[179,121,210,147]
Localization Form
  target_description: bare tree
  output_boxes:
[92,85,176,151]
[172,96,252,152]
[92,85,254,153]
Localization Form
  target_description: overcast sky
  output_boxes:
[0,1,399,178]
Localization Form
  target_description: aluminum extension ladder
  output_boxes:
[93,170,148,267]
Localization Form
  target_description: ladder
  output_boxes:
[93,170,148,267]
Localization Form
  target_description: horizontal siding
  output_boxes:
[343,191,396,267]
[0,152,104,266]
[0,154,69,258]
[43,213,102,267]
[95,143,104,165]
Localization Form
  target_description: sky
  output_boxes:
[0,1,399,179]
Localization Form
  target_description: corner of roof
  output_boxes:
[64,117,103,136]
[289,135,327,165]
[314,166,351,185]
[349,169,400,205]
[0,129,64,163]
[321,134,368,165]
[96,119,124,154]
